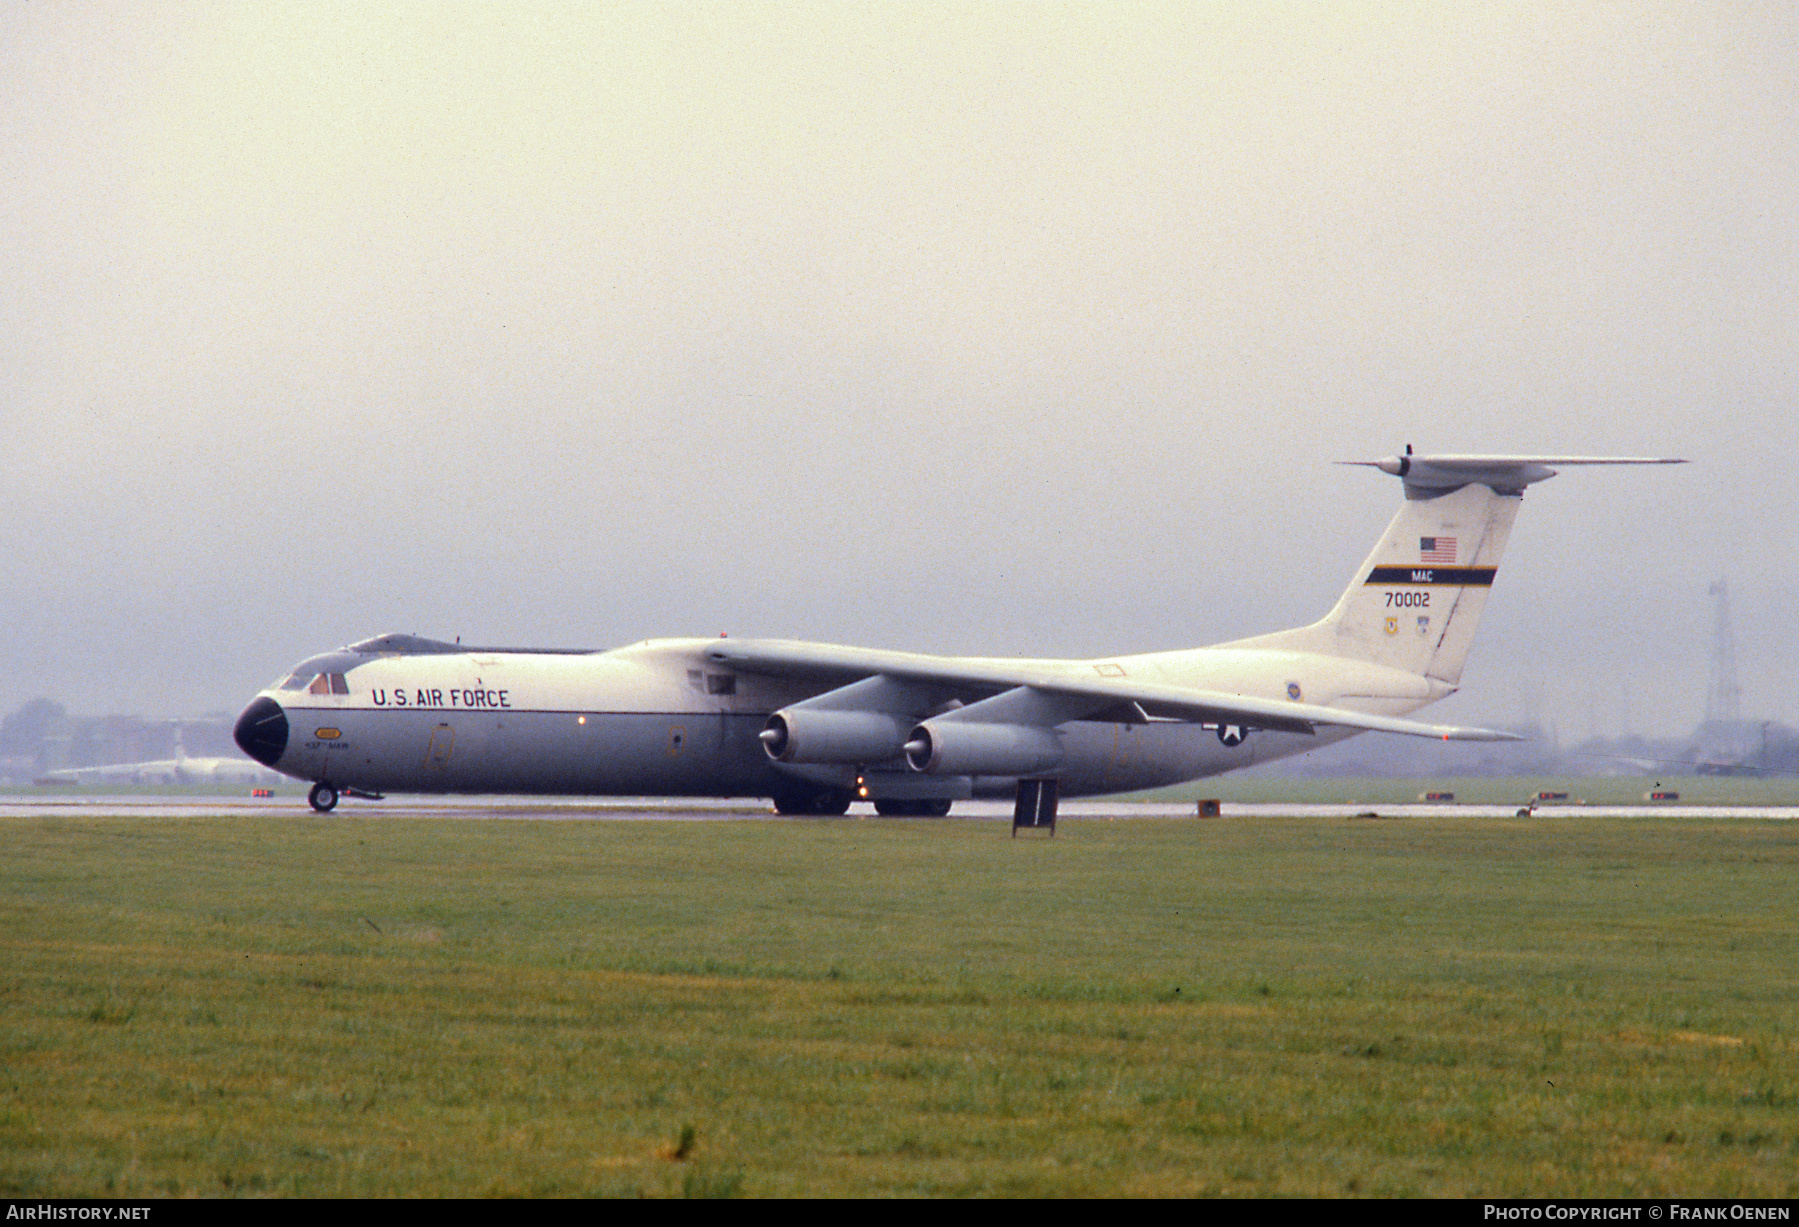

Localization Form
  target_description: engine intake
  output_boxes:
[759,708,908,765]
[904,721,1063,776]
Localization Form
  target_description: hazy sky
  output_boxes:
[3,2,1795,739]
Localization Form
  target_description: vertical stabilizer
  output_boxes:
[1239,483,1519,683]
[1230,453,1683,683]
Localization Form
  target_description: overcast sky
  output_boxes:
[3,2,1794,739]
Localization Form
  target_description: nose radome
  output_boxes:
[234,697,289,767]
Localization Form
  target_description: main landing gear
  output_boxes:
[307,782,339,813]
[769,784,854,816]
[769,783,954,817]
[873,798,953,817]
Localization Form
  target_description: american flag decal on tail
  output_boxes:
[1420,536,1457,565]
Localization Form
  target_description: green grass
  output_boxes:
[1146,773,1799,807]
[3,808,1797,1196]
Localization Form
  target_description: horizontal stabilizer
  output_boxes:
[1340,452,1685,497]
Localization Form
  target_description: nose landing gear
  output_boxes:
[308,782,339,813]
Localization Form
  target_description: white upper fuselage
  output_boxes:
[287,638,1447,717]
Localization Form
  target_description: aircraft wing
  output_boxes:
[38,759,177,784]
[705,638,1519,742]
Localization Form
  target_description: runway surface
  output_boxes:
[3,793,1796,821]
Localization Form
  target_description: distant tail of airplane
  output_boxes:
[1233,453,1683,685]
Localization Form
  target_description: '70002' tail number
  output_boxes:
[1386,591,1430,608]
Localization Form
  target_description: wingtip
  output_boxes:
[1442,725,1528,743]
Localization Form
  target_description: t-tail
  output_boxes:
[1233,452,1684,684]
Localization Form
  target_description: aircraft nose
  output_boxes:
[234,696,289,767]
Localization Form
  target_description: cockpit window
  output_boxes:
[279,672,312,691]
[306,672,350,695]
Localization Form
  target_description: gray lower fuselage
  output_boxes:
[265,702,1339,798]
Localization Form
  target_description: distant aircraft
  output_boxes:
[41,728,284,787]
[235,452,1681,818]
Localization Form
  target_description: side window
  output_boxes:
[307,674,331,695]
[329,673,349,694]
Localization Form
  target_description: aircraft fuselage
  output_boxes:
[235,636,1405,806]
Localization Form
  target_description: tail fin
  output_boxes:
[1234,453,1683,684]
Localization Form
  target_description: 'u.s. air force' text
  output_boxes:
[370,688,511,709]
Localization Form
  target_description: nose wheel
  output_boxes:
[308,782,339,813]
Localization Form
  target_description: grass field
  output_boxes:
[3,804,1797,1197]
[1150,773,1799,807]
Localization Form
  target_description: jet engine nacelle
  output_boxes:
[760,708,909,765]
[904,720,1063,776]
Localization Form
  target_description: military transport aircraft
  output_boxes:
[234,452,1680,819]
[41,727,284,787]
